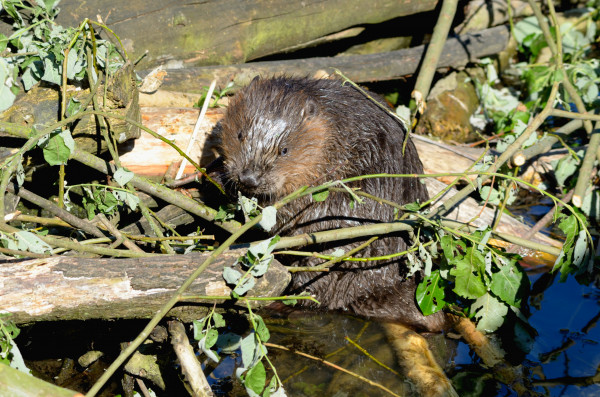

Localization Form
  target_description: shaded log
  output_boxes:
[141,25,511,94]
[0,249,290,324]
[34,0,440,69]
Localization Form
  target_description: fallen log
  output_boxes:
[140,25,510,93]
[0,249,290,324]
[7,0,439,70]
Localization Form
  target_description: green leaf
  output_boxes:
[239,333,260,370]
[471,293,509,332]
[215,332,242,354]
[66,97,82,117]
[14,230,52,254]
[514,16,542,45]
[258,206,277,232]
[552,213,578,279]
[416,270,446,315]
[41,54,61,85]
[192,318,208,340]
[198,334,220,363]
[223,267,242,285]
[450,247,487,299]
[253,315,270,343]
[233,276,256,296]
[552,152,582,189]
[0,59,16,112]
[212,312,226,328]
[204,328,218,349]
[490,261,528,308]
[245,360,266,395]
[312,189,329,202]
[113,167,134,187]
[40,129,72,165]
[113,190,140,211]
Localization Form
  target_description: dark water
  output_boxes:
[206,272,600,397]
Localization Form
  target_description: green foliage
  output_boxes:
[38,128,74,166]
[0,0,124,110]
[0,229,52,254]
[553,213,593,280]
[193,309,226,363]
[223,235,280,298]
[63,183,139,220]
[418,228,530,332]
[0,315,29,373]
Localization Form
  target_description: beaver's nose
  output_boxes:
[239,169,260,189]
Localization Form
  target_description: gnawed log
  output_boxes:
[0,249,290,324]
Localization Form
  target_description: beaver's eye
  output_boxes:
[280,147,288,156]
[237,131,243,140]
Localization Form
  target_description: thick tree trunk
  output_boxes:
[15,0,441,69]
[141,25,511,93]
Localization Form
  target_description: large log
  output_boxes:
[142,25,511,93]
[0,249,290,324]
[5,0,439,70]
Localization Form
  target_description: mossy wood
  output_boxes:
[23,0,440,69]
[0,249,290,324]
[142,25,510,93]
[0,64,140,158]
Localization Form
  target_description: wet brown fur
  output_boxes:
[217,76,446,332]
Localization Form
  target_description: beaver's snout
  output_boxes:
[238,168,262,190]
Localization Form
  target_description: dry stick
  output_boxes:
[0,222,153,258]
[411,0,458,103]
[264,343,402,397]
[512,119,583,166]
[551,109,600,122]
[426,82,560,220]
[0,246,51,258]
[13,214,72,228]
[168,321,213,397]
[6,184,105,238]
[85,187,306,397]
[175,79,216,180]
[0,116,241,233]
[96,214,143,253]
[573,122,600,207]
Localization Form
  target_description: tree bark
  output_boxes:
[0,249,290,324]
[34,0,440,69]
[140,25,510,93]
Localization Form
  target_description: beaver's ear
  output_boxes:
[249,75,260,87]
[302,98,318,119]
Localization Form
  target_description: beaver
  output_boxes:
[217,76,446,333]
